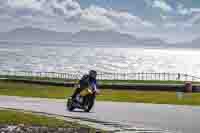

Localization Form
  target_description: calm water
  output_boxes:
[0,44,200,76]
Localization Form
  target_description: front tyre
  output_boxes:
[84,95,95,112]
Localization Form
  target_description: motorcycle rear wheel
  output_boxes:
[67,98,75,111]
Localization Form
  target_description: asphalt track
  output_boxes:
[0,96,199,133]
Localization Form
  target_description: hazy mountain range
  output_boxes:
[0,27,198,48]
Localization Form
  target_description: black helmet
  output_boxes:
[89,70,97,79]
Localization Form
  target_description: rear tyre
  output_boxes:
[67,98,75,111]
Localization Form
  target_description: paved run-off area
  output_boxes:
[0,96,199,133]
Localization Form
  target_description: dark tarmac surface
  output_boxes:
[0,96,199,133]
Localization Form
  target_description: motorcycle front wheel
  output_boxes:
[84,95,95,112]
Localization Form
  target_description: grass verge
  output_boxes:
[0,80,200,106]
[0,109,84,128]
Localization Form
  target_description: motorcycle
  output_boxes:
[67,87,98,112]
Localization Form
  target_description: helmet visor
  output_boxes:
[90,71,97,79]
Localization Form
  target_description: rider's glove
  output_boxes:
[95,89,100,95]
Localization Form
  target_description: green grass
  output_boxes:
[98,89,200,105]
[0,80,72,99]
[100,80,190,84]
[0,109,82,128]
[0,80,200,106]
[0,75,68,83]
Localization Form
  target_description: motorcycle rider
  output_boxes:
[71,70,99,102]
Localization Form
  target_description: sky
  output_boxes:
[0,0,200,43]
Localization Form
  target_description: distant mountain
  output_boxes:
[190,38,200,48]
[0,27,168,47]
[0,27,72,43]
[71,30,137,43]
[168,38,200,48]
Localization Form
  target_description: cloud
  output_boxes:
[191,13,200,25]
[180,7,200,25]
[177,3,190,15]
[0,0,155,32]
[164,23,177,28]
[79,5,155,32]
[6,0,82,18]
[152,0,173,12]
[7,0,42,10]
[175,4,200,24]
[1,0,199,43]
[160,15,168,20]
[49,0,82,17]
[176,3,200,16]
[188,14,200,24]
[191,8,200,13]
[79,6,117,30]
